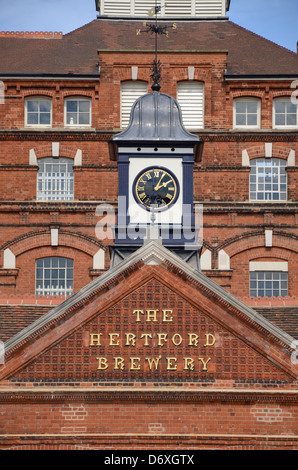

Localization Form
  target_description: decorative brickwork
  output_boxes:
[8,278,291,384]
[0,31,63,39]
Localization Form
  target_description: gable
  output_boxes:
[2,268,296,384]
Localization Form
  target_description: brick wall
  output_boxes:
[0,51,297,303]
[0,267,297,450]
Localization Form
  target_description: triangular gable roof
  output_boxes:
[1,241,297,382]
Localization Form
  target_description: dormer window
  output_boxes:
[233,98,261,129]
[25,97,52,127]
[65,97,92,127]
[273,98,298,128]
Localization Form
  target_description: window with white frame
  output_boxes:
[249,262,288,297]
[25,97,52,127]
[121,80,148,128]
[37,158,74,201]
[177,81,204,129]
[273,98,298,128]
[249,158,287,201]
[65,97,92,127]
[36,257,73,298]
[233,98,260,128]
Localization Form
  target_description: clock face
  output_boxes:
[133,167,179,211]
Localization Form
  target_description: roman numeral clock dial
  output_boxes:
[133,167,179,211]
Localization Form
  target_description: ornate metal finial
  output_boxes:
[151,59,162,92]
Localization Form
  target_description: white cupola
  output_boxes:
[96,0,231,19]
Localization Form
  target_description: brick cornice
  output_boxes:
[0,130,113,141]
[1,434,298,451]
[0,388,297,405]
[0,130,297,143]
[198,132,298,142]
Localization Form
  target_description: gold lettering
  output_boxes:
[184,357,195,370]
[130,357,141,370]
[109,333,120,346]
[198,357,211,371]
[166,357,177,370]
[172,23,177,29]
[125,333,136,346]
[132,310,144,322]
[162,309,173,322]
[140,333,152,346]
[90,333,102,346]
[146,309,159,322]
[158,333,168,346]
[146,356,161,370]
[172,333,183,346]
[204,334,216,347]
[96,357,108,370]
[136,29,141,35]
[114,357,125,370]
[188,333,199,346]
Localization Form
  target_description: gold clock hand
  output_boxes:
[154,173,165,191]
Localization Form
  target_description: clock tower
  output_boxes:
[110,88,204,268]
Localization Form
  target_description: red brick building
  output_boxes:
[0,0,297,450]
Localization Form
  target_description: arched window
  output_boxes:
[64,97,92,127]
[233,97,261,128]
[120,80,148,128]
[273,97,298,128]
[249,158,287,201]
[36,257,73,297]
[177,81,204,129]
[37,158,74,201]
[25,97,52,127]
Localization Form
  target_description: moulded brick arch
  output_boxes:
[272,91,293,98]
[218,231,298,259]
[0,230,105,258]
[245,143,293,161]
[244,247,291,263]
[62,91,93,99]
[34,143,79,160]
[176,75,206,85]
[23,90,54,98]
[231,91,263,99]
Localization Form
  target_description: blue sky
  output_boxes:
[0,0,297,52]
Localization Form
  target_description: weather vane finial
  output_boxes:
[136,1,177,92]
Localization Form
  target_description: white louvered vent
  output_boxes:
[165,0,193,17]
[102,0,132,16]
[195,0,224,17]
[121,81,148,128]
[177,81,204,129]
[100,0,227,17]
